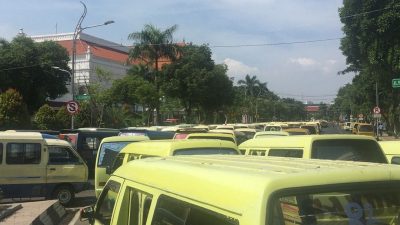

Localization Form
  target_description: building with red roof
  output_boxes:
[31,32,131,102]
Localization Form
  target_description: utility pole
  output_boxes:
[375,81,379,140]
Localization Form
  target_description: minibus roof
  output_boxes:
[114,155,400,216]
[100,135,150,143]
[120,139,238,156]
[239,134,377,148]
[0,131,43,140]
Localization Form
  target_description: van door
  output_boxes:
[1,142,47,198]
[46,145,87,185]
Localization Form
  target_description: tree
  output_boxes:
[238,74,262,98]
[34,104,57,129]
[162,45,234,123]
[339,0,400,134]
[0,36,70,112]
[128,24,180,125]
[0,89,30,129]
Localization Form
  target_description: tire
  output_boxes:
[53,185,75,206]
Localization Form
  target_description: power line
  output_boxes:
[210,38,342,48]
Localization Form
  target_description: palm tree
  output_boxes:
[128,24,180,125]
[128,24,179,75]
[238,74,261,98]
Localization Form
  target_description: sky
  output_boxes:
[0,0,355,104]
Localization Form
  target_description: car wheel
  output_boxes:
[53,185,74,206]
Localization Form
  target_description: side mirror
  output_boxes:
[80,205,95,222]
[106,166,111,175]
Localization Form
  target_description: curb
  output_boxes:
[31,201,66,225]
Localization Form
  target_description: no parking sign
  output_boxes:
[66,101,79,115]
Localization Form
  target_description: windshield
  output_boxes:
[97,142,131,167]
[311,139,387,163]
[274,186,400,225]
[173,148,238,155]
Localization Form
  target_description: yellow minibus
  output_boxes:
[109,139,239,174]
[94,135,149,197]
[239,134,387,163]
[81,155,400,225]
[0,132,88,205]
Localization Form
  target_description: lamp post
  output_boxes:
[69,1,114,129]
[52,66,75,128]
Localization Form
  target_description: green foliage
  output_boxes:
[337,1,400,130]
[55,106,71,129]
[0,89,30,129]
[0,36,70,112]
[33,104,56,129]
[162,44,234,123]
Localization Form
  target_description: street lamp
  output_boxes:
[52,66,75,128]
[69,1,114,128]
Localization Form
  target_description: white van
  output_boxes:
[0,132,88,205]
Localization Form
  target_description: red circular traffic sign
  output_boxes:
[373,106,381,114]
[66,101,79,115]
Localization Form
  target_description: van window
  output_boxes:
[311,139,387,163]
[48,146,80,164]
[173,148,238,155]
[249,149,266,156]
[268,149,303,158]
[0,144,2,164]
[392,157,400,165]
[95,180,120,225]
[97,142,131,167]
[6,143,41,164]
[359,125,373,132]
[111,154,126,173]
[152,195,238,225]
[274,187,400,225]
[117,187,152,225]
[84,137,100,151]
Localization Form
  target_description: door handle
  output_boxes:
[49,168,56,171]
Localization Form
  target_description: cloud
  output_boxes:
[289,57,317,66]
[223,58,259,81]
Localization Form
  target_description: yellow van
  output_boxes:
[0,132,88,205]
[379,141,400,165]
[81,155,400,225]
[94,135,150,197]
[355,123,374,137]
[110,139,239,173]
[239,134,388,163]
[186,132,236,144]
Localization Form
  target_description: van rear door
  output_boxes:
[1,141,47,198]
[311,139,387,163]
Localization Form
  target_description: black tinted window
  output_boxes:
[311,139,387,163]
[48,146,79,164]
[187,136,235,143]
[268,149,303,158]
[6,143,41,164]
[152,195,238,225]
